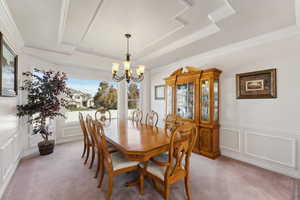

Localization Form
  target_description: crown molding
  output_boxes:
[18,0,236,64]
[55,0,105,54]
[78,0,104,44]
[58,0,70,45]
[76,46,122,61]
[22,45,116,72]
[71,0,193,58]
[208,0,236,23]
[57,0,105,55]
[56,0,194,60]
[139,0,236,62]
[140,23,220,62]
[0,0,24,53]
[23,44,73,56]
[150,25,300,74]
[139,0,193,51]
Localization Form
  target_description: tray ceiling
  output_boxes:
[6,0,297,70]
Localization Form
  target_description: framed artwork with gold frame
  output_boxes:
[236,68,277,99]
[0,32,18,97]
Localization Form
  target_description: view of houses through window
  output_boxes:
[65,78,117,123]
[65,78,141,123]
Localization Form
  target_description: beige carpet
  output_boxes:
[3,141,296,200]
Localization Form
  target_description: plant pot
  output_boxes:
[38,140,55,156]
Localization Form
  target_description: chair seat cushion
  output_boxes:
[140,152,187,180]
[111,152,139,171]
[145,161,167,180]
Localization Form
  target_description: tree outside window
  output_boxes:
[65,79,118,123]
[127,82,140,118]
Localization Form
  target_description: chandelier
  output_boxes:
[112,34,145,83]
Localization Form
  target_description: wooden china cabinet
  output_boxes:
[164,66,222,159]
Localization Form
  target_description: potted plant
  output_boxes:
[17,68,70,155]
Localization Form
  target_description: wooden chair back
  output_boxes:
[85,115,97,147]
[79,112,90,144]
[94,120,114,173]
[165,123,197,180]
[145,110,159,126]
[95,108,112,123]
[132,109,143,123]
[164,114,181,132]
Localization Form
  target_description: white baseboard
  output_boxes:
[21,147,39,159]
[22,137,82,158]
[221,148,300,179]
[0,157,20,200]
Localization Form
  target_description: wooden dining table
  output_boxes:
[103,119,171,162]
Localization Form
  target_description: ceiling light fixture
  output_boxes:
[112,34,144,83]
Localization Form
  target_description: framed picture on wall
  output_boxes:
[0,32,18,97]
[155,85,165,100]
[236,68,277,99]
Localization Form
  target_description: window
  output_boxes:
[65,78,118,123]
[127,82,141,119]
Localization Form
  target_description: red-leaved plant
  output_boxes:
[17,68,70,144]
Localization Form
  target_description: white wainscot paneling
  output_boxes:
[245,131,296,168]
[220,128,240,152]
[62,125,82,138]
[0,132,22,198]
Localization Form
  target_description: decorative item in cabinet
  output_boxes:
[213,80,219,121]
[176,82,194,119]
[201,80,210,122]
[164,67,221,159]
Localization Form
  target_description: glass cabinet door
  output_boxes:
[201,80,210,122]
[213,80,219,121]
[176,82,194,119]
[166,86,173,115]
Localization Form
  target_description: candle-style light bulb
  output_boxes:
[124,61,130,71]
[112,62,119,73]
[136,67,141,75]
[138,65,145,74]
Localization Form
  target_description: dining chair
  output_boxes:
[164,114,181,132]
[139,123,197,200]
[87,117,118,179]
[79,112,92,165]
[145,110,159,126]
[85,115,98,169]
[95,108,112,124]
[95,121,141,200]
[151,114,183,163]
[132,109,143,123]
